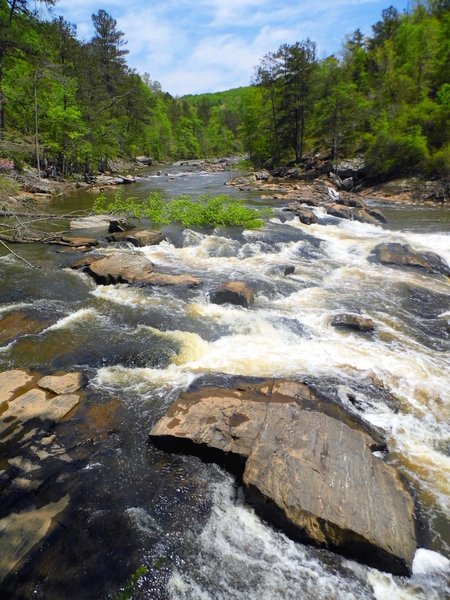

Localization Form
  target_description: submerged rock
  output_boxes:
[210,281,254,308]
[150,379,417,575]
[372,243,449,276]
[0,311,49,346]
[107,230,164,247]
[331,313,375,332]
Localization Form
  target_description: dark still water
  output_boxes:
[1,170,449,599]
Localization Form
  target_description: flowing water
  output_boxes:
[0,167,449,599]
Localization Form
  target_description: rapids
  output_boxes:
[0,167,449,599]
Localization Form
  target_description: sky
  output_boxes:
[49,0,411,97]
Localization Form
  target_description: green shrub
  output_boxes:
[365,128,429,177]
[425,144,450,178]
[0,175,19,196]
[93,192,267,229]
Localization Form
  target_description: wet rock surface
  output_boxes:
[106,229,164,247]
[85,252,156,284]
[210,281,255,308]
[284,203,318,224]
[0,311,51,346]
[150,378,417,575]
[70,251,202,287]
[372,243,449,275]
[108,219,135,233]
[0,369,86,583]
[69,214,115,230]
[331,313,375,332]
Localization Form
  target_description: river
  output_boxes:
[0,166,449,599]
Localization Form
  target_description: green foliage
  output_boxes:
[365,127,430,176]
[0,1,448,181]
[0,175,19,196]
[93,192,266,229]
[116,565,148,600]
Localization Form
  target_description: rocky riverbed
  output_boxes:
[0,165,449,599]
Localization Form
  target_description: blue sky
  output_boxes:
[49,0,410,96]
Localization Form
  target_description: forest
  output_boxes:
[0,0,448,179]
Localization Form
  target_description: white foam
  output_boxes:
[44,308,100,331]
[0,302,32,314]
[167,479,367,600]
[412,548,450,575]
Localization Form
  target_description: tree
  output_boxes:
[0,0,57,138]
[277,40,318,162]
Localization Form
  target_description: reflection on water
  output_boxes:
[0,170,449,599]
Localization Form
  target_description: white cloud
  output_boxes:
[54,0,409,95]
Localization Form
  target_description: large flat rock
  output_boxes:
[74,251,202,287]
[0,496,69,584]
[69,214,114,230]
[38,372,86,395]
[372,243,449,276]
[0,370,34,403]
[85,252,155,284]
[150,379,417,575]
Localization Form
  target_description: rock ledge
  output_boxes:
[150,378,417,575]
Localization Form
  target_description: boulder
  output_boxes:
[336,193,365,208]
[150,379,417,575]
[340,177,354,191]
[85,252,155,285]
[226,174,257,186]
[366,208,387,223]
[352,208,383,226]
[254,170,270,181]
[335,158,366,179]
[108,219,135,233]
[210,282,254,308]
[75,251,202,287]
[285,204,318,225]
[326,204,353,220]
[331,313,375,332]
[329,172,342,189]
[284,265,295,275]
[135,155,153,165]
[372,243,449,276]
[107,230,164,247]
[326,204,386,225]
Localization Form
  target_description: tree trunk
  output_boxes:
[34,72,41,179]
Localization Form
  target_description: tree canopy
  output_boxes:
[0,0,448,179]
